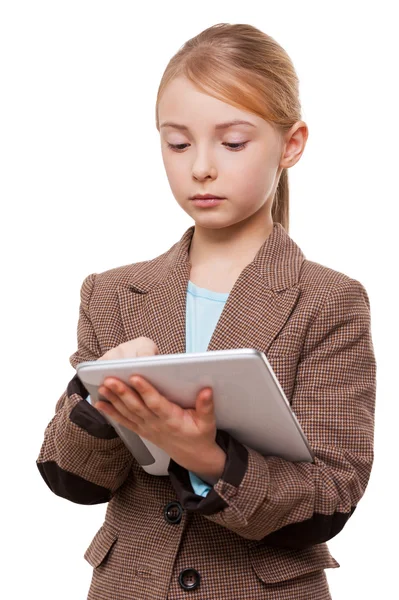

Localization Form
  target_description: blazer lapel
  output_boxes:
[117,223,305,357]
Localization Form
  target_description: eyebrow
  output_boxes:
[160,119,256,131]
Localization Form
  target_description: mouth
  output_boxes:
[190,197,225,207]
[190,194,225,200]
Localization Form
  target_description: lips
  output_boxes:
[191,194,224,199]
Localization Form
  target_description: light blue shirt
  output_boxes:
[86,280,229,497]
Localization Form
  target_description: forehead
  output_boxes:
[158,76,265,132]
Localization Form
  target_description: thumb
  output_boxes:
[197,387,213,414]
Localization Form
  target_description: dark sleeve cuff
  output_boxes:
[167,429,249,515]
[67,373,119,439]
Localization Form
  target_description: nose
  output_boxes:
[192,157,217,181]
[190,142,218,180]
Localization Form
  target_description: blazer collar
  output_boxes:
[117,223,306,356]
[126,222,305,294]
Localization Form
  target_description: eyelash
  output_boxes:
[167,142,248,152]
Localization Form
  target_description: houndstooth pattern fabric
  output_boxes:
[37,222,376,599]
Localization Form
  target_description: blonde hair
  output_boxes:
[155,23,304,233]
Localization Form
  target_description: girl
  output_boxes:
[37,23,376,599]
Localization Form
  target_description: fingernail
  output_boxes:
[132,377,143,389]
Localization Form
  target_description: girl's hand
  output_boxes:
[96,375,220,473]
[97,336,160,361]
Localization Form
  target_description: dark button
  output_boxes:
[163,501,183,524]
[179,568,200,590]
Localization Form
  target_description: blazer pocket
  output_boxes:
[248,542,340,584]
[84,523,118,568]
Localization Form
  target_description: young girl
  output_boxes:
[37,23,376,599]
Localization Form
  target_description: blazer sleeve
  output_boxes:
[168,278,376,549]
[36,273,134,505]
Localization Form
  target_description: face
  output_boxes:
[158,76,306,231]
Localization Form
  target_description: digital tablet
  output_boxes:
[76,348,315,476]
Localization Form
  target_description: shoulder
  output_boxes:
[282,259,373,356]
[295,260,373,361]
[298,259,370,310]
[79,242,179,304]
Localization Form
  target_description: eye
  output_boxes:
[167,142,249,152]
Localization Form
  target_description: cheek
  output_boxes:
[236,153,277,197]
[166,167,186,196]
[231,160,269,197]
[161,155,184,191]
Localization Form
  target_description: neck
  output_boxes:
[188,218,274,269]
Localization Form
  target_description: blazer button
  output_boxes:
[163,501,183,524]
[179,568,201,590]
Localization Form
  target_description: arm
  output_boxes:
[36,273,134,505]
[168,278,376,549]
[87,392,213,498]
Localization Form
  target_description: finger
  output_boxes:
[98,387,144,426]
[96,399,142,433]
[196,388,215,421]
[99,383,146,425]
[129,376,178,420]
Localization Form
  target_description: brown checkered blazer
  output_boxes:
[37,222,376,599]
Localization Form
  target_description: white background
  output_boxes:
[1,1,396,598]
